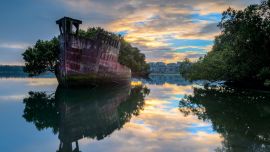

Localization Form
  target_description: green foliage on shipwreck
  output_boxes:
[22,27,149,76]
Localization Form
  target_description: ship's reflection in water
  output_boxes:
[22,84,150,152]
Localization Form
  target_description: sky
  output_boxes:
[0,0,260,65]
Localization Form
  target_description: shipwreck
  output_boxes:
[55,17,131,87]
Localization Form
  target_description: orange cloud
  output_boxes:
[59,0,258,63]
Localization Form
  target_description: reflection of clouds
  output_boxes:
[0,78,59,152]
[79,83,222,152]
[25,78,58,86]
[0,78,57,102]
[0,79,223,151]
[0,78,58,87]
[144,99,170,110]
[147,83,193,100]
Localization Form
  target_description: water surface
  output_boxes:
[0,75,270,152]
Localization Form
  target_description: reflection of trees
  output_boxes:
[118,86,150,126]
[146,74,191,86]
[179,87,270,152]
[23,92,59,133]
[23,85,149,152]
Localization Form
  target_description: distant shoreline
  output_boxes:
[0,65,54,78]
[0,65,182,78]
[149,73,180,75]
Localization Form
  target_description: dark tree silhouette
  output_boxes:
[181,0,270,86]
[179,87,270,151]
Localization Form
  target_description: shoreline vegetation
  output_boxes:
[0,65,54,78]
[180,0,270,89]
[22,27,149,77]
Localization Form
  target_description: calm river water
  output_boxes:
[0,74,270,152]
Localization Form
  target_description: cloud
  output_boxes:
[0,42,29,49]
[0,95,25,102]
[94,0,256,62]
[144,51,205,63]
[0,48,25,65]
[176,22,221,40]
[174,45,213,52]
[0,0,261,64]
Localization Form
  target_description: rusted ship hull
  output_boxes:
[56,17,131,87]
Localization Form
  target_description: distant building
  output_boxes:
[134,73,190,86]
[148,62,182,74]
